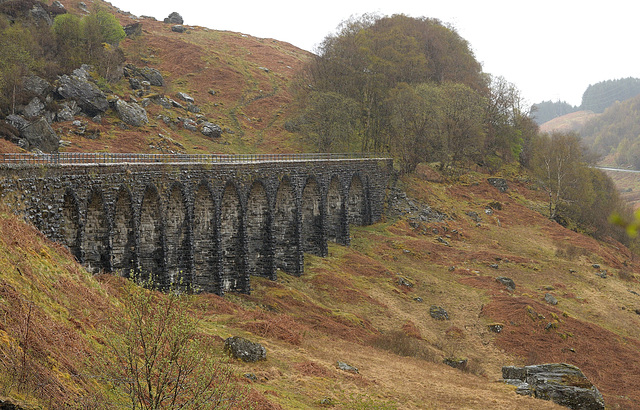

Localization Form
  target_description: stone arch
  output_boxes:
[347,174,366,227]
[83,188,109,273]
[326,175,345,243]
[61,189,81,261]
[246,180,273,279]
[273,177,298,274]
[220,182,244,292]
[139,184,164,284]
[112,186,135,276]
[165,183,190,287]
[301,177,323,256]
[193,181,217,293]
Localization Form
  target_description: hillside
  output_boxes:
[0,0,313,155]
[539,110,598,134]
[2,167,640,408]
[1,1,640,409]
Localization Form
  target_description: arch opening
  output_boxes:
[246,181,273,279]
[301,178,323,256]
[139,186,164,284]
[83,189,109,273]
[165,184,190,287]
[220,183,243,292]
[112,188,135,276]
[61,190,81,261]
[193,183,217,292]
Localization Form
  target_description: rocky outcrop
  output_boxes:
[112,98,148,126]
[429,305,449,320]
[224,336,266,362]
[57,66,108,116]
[164,12,183,25]
[20,117,59,153]
[502,363,605,409]
[488,177,509,192]
[496,276,516,291]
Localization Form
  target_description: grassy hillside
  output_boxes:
[539,110,599,134]
[1,168,640,408]
[1,2,640,409]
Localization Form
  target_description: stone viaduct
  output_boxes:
[0,153,392,294]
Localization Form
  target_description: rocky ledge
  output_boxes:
[502,363,604,409]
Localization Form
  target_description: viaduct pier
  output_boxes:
[0,153,392,294]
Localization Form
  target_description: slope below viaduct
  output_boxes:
[0,153,392,294]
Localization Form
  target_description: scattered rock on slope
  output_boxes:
[164,11,183,24]
[502,363,605,409]
[112,98,148,127]
[57,65,108,117]
[224,336,266,362]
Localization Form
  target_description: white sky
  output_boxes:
[109,0,639,108]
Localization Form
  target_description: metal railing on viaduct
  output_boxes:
[0,152,393,295]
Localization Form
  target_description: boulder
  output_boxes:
[171,24,187,33]
[23,97,45,118]
[502,363,605,409]
[140,67,164,87]
[223,336,266,362]
[183,118,197,132]
[496,276,516,291]
[544,293,558,305]
[200,122,222,138]
[429,305,449,320]
[487,177,509,192]
[164,12,183,24]
[177,92,194,103]
[23,75,52,96]
[5,114,29,130]
[443,357,467,370]
[336,361,358,374]
[113,99,148,127]
[57,101,80,122]
[124,22,142,37]
[21,118,59,153]
[57,68,108,116]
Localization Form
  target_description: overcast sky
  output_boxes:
[108,0,639,108]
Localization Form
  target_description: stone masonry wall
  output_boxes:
[0,158,392,294]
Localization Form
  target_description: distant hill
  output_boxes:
[533,77,640,125]
[539,110,598,134]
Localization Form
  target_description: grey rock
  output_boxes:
[398,277,413,288]
[201,122,222,138]
[487,178,509,192]
[336,361,358,374]
[223,336,266,362]
[443,357,467,370]
[24,97,45,118]
[51,1,65,11]
[164,12,183,24]
[496,276,516,291]
[185,103,200,113]
[467,211,481,223]
[177,92,194,103]
[544,293,558,305]
[57,101,80,122]
[429,305,449,320]
[488,323,503,333]
[57,69,108,116]
[140,67,164,87]
[171,24,187,33]
[123,22,142,37]
[23,75,51,96]
[114,99,148,127]
[29,3,53,25]
[183,118,197,131]
[502,363,605,409]
[5,114,29,130]
[21,118,59,153]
